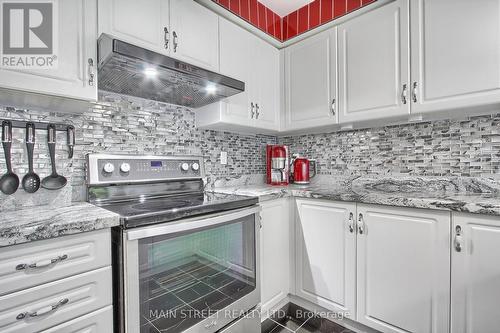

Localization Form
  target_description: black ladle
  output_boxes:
[41,124,67,190]
[22,123,41,193]
[0,120,20,195]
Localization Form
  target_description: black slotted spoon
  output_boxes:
[22,122,40,193]
[41,124,67,190]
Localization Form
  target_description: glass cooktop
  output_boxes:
[97,192,258,228]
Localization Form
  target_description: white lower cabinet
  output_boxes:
[294,199,452,333]
[451,213,500,333]
[356,204,450,333]
[0,267,112,333]
[295,199,356,315]
[260,199,291,315]
[0,230,113,333]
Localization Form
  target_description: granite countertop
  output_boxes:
[212,175,500,217]
[0,203,121,247]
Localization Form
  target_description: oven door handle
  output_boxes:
[125,206,261,240]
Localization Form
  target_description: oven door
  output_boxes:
[123,206,261,333]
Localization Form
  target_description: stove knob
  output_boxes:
[181,163,190,172]
[192,162,200,171]
[103,163,115,174]
[120,163,131,173]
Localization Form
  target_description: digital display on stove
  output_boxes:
[151,161,163,167]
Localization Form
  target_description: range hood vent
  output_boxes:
[97,34,244,108]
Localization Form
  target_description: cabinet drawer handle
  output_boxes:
[331,99,336,116]
[164,27,169,49]
[88,58,95,86]
[347,212,355,233]
[412,82,418,103]
[250,102,255,119]
[16,298,69,320]
[16,254,68,271]
[173,31,178,52]
[357,213,365,235]
[401,84,408,104]
[454,225,463,252]
[255,103,260,119]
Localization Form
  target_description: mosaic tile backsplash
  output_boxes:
[1,92,499,211]
[0,94,276,210]
[280,114,500,179]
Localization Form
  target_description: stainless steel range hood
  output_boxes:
[97,34,244,108]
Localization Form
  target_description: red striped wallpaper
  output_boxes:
[212,0,376,41]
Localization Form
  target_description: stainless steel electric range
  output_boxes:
[86,154,261,333]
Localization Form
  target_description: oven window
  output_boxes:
[138,214,256,332]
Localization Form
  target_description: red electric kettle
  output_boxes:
[292,156,316,185]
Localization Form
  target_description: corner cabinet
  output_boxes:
[295,199,356,315]
[338,0,410,124]
[284,29,338,131]
[410,0,500,115]
[451,213,500,333]
[98,0,219,72]
[260,199,291,315]
[195,18,280,133]
[0,0,97,102]
[356,204,450,333]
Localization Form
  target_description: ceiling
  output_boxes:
[258,0,315,17]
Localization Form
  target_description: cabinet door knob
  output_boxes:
[412,82,418,103]
[250,102,255,119]
[347,212,355,233]
[255,103,260,119]
[357,213,365,235]
[173,31,179,52]
[164,27,169,49]
[331,98,336,116]
[401,84,408,104]
[454,225,463,252]
[88,58,95,86]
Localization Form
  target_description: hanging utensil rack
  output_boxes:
[1,119,76,159]
[0,119,73,132]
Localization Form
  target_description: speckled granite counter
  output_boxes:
[0,203,120,247]
[212,176,500,217]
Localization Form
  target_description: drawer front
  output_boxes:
[0,267,112,333]
[0,229,111,296]
[40,306,113,333]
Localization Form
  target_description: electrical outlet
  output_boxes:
[220,151,228,165]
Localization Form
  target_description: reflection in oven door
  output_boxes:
[121,208,260,333]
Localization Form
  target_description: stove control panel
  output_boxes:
[86,154,205,185]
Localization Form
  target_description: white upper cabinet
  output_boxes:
[252,35,280,131]
[338,0,410,124]
[169,0,219,71]
[295,199,356,314]
[0,0,97,102]
[98,0,169,55]
[451,213,500,333]
[98,0,219,72]
[356,204,450,333]
[196,18,280,133]
[284,29,338,130]
[410,0,500,114]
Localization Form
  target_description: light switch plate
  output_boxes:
[220,151,228,165]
